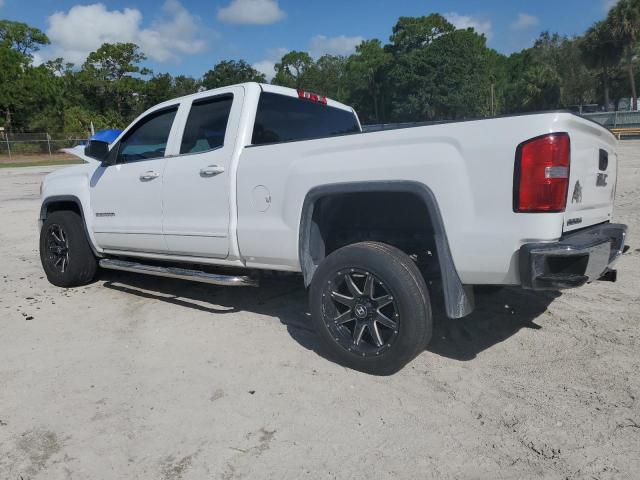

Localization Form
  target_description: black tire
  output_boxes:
[309,241,432,375]
[40,210,97,288]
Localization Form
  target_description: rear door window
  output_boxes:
[180,94,234,155]
[117,107,177,163]
[252,92,360,145]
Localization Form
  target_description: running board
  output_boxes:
[99,259,259,287]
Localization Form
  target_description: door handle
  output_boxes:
[139,171,159,181]
[200,165,225,177]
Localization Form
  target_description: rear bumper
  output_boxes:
[520,223,627,290]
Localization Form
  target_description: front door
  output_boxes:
[162,88,243,258]
[90,106,178,253]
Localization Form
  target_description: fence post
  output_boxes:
[4,132,11,161]
[46,132,52,157]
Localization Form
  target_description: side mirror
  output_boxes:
[84,140,110,161]
[101,144,119,167]
[83,140,118,166]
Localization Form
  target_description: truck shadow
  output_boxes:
[99,271,559,363]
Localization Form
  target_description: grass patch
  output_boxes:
[0,156,83,168]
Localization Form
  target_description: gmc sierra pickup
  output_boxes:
[39,83,627,374]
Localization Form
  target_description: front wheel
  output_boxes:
[309,242,432,375]
[40,210,98,288]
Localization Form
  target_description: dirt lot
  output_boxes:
[0,144,639,480]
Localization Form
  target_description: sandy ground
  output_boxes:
[0,143,639,480]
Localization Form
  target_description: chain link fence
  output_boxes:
[0,131,88,161]
[363,111,640,133]
[581,110,640,129]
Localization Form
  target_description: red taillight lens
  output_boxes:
[514,133,570,213]
[297,89,327,105]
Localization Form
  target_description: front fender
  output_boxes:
[40,164,102,256]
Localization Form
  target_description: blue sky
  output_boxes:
[1,0,616,79]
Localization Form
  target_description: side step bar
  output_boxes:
[99,259,259,287]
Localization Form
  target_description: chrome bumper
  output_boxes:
[519,223,627,290]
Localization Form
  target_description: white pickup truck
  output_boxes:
[39,83,627,374]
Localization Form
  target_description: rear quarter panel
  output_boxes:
[236,112,606,285]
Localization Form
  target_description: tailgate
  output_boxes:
[563,117,618,232]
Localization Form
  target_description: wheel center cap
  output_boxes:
[354,304,369,319]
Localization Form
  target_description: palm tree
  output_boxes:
[580,21,624,110]
[607,0,640,109]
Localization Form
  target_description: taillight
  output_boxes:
[297,89,327,105]
[514,133,570,213]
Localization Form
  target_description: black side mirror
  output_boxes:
[101,144,119,167]
[84,140,110,161]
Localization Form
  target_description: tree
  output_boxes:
[0,21,51,129]
[533,32,596,108]
[81,43,150,124]
[580,21,624,110]
[202,60,265,90]
[0,20,49,57]
[388,28,494,121]
[143,73,176,109]
[389,14,455,54]
[304,55,349,102]
[607,0,640,109]
[346,40,392,122]
[82,42,149,81]
[273,51,314,89]
[172,75,201,97]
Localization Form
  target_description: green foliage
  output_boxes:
[346,40,392,122]
[389,14,455,54]
[304,55,350,103]
[389,28,493,120]
[0,20,49,56]
[202,60,265,90]
[3,6,640,135]
[607,0,640,107]
[82,43,149,81]
[273,51,314,89]
[79,43,150,125]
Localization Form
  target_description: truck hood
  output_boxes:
[62,145,101,165]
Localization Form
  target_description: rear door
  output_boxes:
[563,122,618,232]
[162,87,243,258]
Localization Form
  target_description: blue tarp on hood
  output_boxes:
[90,129,122,143]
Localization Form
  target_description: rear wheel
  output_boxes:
[40,210,97,288]
[309,242,432,375]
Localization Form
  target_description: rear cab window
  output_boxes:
[252,92,360,145]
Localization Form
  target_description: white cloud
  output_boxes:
[253,47,288,81]
[217,0,285,25]
[139,0,207,62]
[445,12,492,40]
[43,1,206,65]
[510,13,539,31]
[308,35,364,58]
[0,1,5,8]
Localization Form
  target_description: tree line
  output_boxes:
[2,0,640,135]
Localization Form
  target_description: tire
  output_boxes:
[40,210,97,288]
[309,241,432,375]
